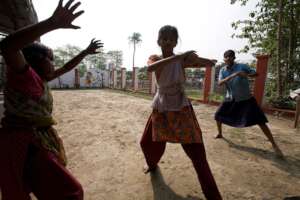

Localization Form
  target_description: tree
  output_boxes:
[86,52,107,70]
[53,45,82,88]
[128,32,142,68]
[276,0,284,97]
[230,0,300,98]
[138,66,148,80]
[107,50,123,68]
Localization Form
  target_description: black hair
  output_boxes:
[158,25,179,41]
[22,42,52,75]
[224,49,235,59]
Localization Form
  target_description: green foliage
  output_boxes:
[107,50,123,69]
[268,96,296,110]
[53,44,122,72]
[128,32,142,68]
[138,66,148,80]
[128,32,142,44]
[231,0,300,101]
[87,53,107,70]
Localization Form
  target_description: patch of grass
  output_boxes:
[105,89,153,100]
[209,93,224,102]
[185,89,203,99]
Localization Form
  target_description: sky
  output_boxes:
[32,0,258,69]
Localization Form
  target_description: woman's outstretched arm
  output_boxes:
[0,0,84,73]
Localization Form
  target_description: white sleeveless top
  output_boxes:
[152,60,190,112]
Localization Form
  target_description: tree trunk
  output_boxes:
[287,0,296,90]
[133,41,136,68]
[276,0,284,97]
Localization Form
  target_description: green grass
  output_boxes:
[185,89,203,99]
[105,88,153,100]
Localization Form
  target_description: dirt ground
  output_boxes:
[29,90,300,199]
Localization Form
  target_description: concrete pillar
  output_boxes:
[113,68,117,88]
[210,66,215,94]
[149,72,156,95]
[203,65,212,103]
[133,67,139,91]
[74,68,80,88]
[121,68,126,89]
[253,55,269,106]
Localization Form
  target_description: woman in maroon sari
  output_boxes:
[0,0,102,199]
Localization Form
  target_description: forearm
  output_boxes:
[0,18,56,53]
[147,55,180,72]
[52,50,88,79]
[248,72,258,77]
[218,74,236,85]
[191,57,214,68]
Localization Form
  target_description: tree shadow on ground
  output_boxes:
[150,167,203,200]
[222,137,300,179]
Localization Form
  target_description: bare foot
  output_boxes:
[143,165,157,174]
[215,134,223,139]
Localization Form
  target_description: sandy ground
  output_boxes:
[4,89,300,200]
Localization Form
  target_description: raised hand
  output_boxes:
[211,59,218,65]
[50,0,84,29]
[84,39,104,55]
[179,50,197,60]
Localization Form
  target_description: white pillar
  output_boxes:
[113,68,117,88]
[150,72,156,94]
[133,67,139,91]
[121,68,126,89]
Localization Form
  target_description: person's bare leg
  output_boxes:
[258,123,283,157]
[215,121,223,139]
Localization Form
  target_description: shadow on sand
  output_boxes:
[150,167,203,200]
[222,137,300,179]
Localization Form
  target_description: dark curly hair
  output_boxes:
[223,49,235,59]
[158,25,179,42]
[22,42,52,75]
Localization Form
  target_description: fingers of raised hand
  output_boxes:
[185,50,196,56]
[69,2,81,12]
[211,59,217,64]
[53,0,84,28]
[86,39,103,54]
[90,40,103,48]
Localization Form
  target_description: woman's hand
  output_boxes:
[179,50,197,60]
[84,38,104,55]
[49,0,84,29]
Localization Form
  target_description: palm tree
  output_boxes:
[128,32,142,68]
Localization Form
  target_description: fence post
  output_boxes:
[121,68,126,89]
[112,68,117,88]
[74,68,80,88]
[253,55,269,106]
[149,72,156,95]
[210,66,215,95]
[203,65,212,103]
[133,67,139,91]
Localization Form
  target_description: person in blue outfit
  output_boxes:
[214,50,283,157]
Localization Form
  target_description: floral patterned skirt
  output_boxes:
[145,106,203,143]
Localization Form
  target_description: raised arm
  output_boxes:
[147,51,195,72]
[183,52,216,68]
[0,0,84,73]
[218,72,238,86]
[218,69,258,86]
[51,39,103,80]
